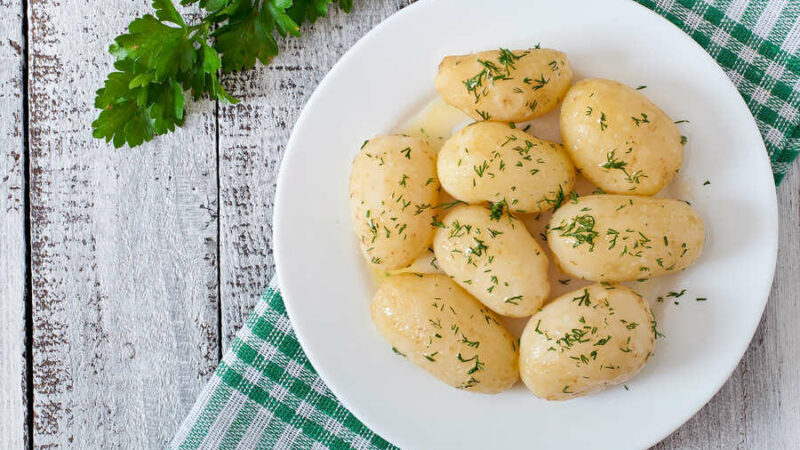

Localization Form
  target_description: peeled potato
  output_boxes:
[436,48,572,123]
[371,273,519,393]
[437,122,575,213]
[547,195,704,282]
[433,205,549,317]
[349,135,440,270]
[560,79,683,195]
[519,283,656,400]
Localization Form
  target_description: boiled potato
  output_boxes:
[436,48,572,123]
[560,79,683,195]
[519,283,656,400]
[438,122,575,213]
[350,135,440,270]
[433,205,549,317]
[371,273,519,393]
[547,195,704,282]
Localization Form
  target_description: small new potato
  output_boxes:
[371,273,519,393]
[436,48,572,122]
[433,205,549,317]
[349,135,440,270]
[519,283,656,400]
[438,122,575,213]
[560,79,683,194]
[548,195,704,282]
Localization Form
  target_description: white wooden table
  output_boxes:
[0,0,797,448]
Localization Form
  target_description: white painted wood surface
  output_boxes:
[2,0,798,448]
[26,0,219,448]
[0,0,26,449]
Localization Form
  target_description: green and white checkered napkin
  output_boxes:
[171,1,799,449]
[170,279,393,450]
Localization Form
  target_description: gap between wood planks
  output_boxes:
[13,0,798,447]
[215,95,222,363]
[21,0,33,448]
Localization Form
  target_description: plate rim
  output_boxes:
[273,0,780,448]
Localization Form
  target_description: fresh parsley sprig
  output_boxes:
[92,0,352,148]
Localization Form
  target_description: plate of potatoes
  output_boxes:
[273,0,778,448]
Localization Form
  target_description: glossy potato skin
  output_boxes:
[519,283,656,400]
[438,122,575,213]
[436,48,572,123]
[560,79,683,195]
[433,205,549,317]
[349,135,440,270]
[371,274,519,393]
[547,195,704,282]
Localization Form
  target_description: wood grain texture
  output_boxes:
[27,1,219,447]
[7,0,799,447]
[655,160,800,450]
[0,0,26,448]
[217,0,409,346]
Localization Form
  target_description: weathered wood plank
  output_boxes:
[655,160,800,449]
[15,0,795,447]
[0,0,26,448]
[217,0,408,347]
[27,0,219,447]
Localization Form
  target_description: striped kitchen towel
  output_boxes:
[171,1,799,449]
[643,0,799,184]
[170,279,393,449]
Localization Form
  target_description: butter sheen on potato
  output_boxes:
[437,122,575,214]
[349,135,440,270]
[371,274,519,393]
[436,48,572,123]
[548,195,705,282]
[560,79,683,195]
[519,283,656,400]
[433,205,550,317]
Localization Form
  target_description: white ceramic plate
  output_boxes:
[274,0,779,448]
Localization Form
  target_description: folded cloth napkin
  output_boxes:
[171,1,799,449]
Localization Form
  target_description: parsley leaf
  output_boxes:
[213,0,299,72]
[288,0,352,23]
[93,0,350,148]
[153,0,186,26]
[92,94,155,148]
[113,14,196,81]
